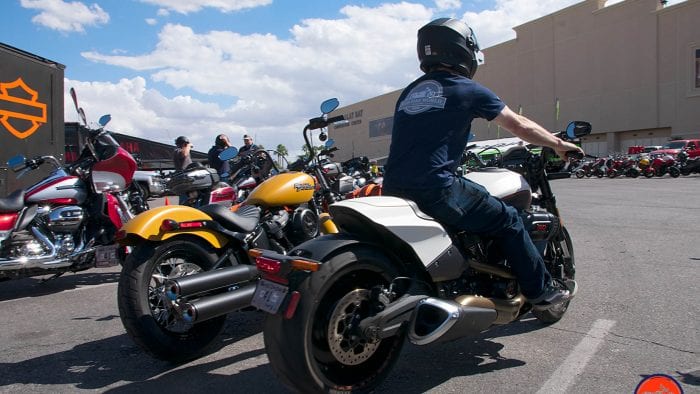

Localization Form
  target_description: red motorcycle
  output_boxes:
[0,92,143,281]
[647,154,680,178]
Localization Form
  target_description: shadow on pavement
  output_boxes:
[0,311,268,391]
[0,269,120,301]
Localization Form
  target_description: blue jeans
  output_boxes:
[384,177,550,299]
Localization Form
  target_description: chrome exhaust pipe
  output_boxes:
[182,283,257,323]
[407,295,527,345]
[165,265,259,300]
[0,227,67,271]
[408,298,497,345]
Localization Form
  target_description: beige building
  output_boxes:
[329,0,700,161]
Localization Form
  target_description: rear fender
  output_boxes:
[118,205,229,248]
[289,232,428,280]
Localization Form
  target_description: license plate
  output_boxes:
[251,279,288,314]
[94,245,119,267]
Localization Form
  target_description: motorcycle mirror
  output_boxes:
[7,155,26,170]
[320,98,339,114]
[324,138,335,148]
[566,121,592,139]
[98,114,112,127]
[319,132,328,142]
[218,146,239,161]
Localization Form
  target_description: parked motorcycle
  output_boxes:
[678,149,700,176]
[166,163,237,208]
[115,98,346,361]
[648,154,680,178]
[572,158,596,178]
[590,156,608,178]
[0,110,141,281]
[243,121,591,393]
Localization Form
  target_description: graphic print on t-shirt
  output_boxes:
[397,80,446,115]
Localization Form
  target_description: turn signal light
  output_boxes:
[290,259,320,272]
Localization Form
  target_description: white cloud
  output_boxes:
[145,18,158,25]
[70,0,689,158]
[21,0,109,33]
[434,0,461,11]
[79,3,433,155]
[138,0,272,14]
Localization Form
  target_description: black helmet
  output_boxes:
[417,18,482,79]
[175,136,189,147]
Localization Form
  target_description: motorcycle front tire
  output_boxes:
[264,246,406,393]
[118,237,226,362]
[669,166,680,178]
[532,227,575,324]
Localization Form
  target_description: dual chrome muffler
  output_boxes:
[408,295,525,345]
[164,264,259,324]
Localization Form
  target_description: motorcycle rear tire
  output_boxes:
[644,169,655,178]
[264,246,406,393]
[669,167,680,178]
[532,227,575,324]
[118,238,226,362]
[574,170,584,179]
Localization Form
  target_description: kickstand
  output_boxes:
[40,272,64,283]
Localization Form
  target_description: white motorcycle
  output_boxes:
[245,120,591,392]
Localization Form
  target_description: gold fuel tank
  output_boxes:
[246,172,316,207]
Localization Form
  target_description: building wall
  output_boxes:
[329,0,700,162]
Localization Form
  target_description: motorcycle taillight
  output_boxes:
[255,256,282,275]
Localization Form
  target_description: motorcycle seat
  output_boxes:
[0,189,25,213]
[199,203,260,233]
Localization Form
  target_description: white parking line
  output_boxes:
[536,319,616,394]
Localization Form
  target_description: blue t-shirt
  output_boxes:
[383,71,505,190]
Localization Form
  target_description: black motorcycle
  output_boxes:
[678,149,700,176]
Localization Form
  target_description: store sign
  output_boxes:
[0,77,47,139]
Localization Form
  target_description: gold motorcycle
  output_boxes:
[116,99,344,361]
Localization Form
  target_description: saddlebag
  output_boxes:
[168,167,220,194]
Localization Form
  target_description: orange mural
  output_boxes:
[0,77,47,139]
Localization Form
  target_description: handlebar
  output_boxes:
[565,150,584,161]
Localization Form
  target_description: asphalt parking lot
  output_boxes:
[0,176,698,393]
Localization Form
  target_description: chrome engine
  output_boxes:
[46,206,85,233]
[0,206,88,275]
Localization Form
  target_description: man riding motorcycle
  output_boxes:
[382,17,583,310]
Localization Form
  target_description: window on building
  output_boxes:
[369,116,393,138]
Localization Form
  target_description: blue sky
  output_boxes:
[0,0,686,157]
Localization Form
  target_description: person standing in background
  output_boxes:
[239,134,258,154]
[173,136,192,170]
[208,134,232,177]
[173,136,193,204]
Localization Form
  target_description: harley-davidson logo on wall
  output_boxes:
[0,77,47,139]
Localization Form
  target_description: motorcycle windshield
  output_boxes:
[94,132,120,161]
